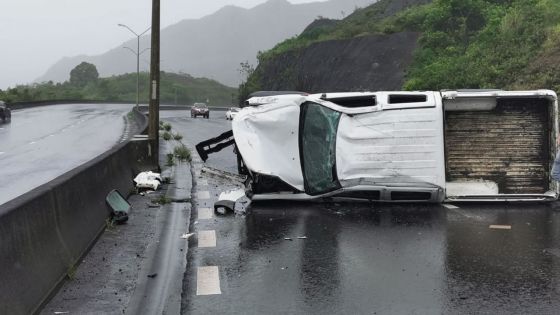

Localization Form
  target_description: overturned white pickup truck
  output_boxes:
[198,90,559,202]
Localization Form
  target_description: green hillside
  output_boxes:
[249,0,560,92]
[0,72,237,106]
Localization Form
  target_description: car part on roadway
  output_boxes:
[133,171,162,191]
[106,190,131,224]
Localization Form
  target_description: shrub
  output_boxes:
[173,144,192,162]
[162,131,172,141]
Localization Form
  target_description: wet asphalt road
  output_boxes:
[165,110,560,314]
[0,104,132,206]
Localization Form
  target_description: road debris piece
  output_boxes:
[181,233,194,239]
[284,237,293,241]
[297,236,307,239]
[54,312,69,315]
[489,225,512,230]
[147,273,158,278]
[105,190,130,224]
[214,188,246,214]
[134,171,162,191]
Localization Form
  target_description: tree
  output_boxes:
[69,62,99,87]
[238,61,257,103]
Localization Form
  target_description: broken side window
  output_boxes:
[300,102,341,195]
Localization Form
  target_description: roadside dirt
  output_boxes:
[40,191,165,315]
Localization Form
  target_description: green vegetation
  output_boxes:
[173,144,192,162]
[163,123,172,132]
[162,131,172,141]
[247,0,560,92]
[0,68,237,106]
[166,153,175,167]
[152,195,172,205]
[173,133,183,141]
[70,62,99,87]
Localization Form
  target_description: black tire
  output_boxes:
[206,114,209,119]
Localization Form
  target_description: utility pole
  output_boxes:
[148,0,160,162]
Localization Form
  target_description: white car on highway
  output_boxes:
[225,107,240,120]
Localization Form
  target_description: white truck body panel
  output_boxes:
[232,90,558,202]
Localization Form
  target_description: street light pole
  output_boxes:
[118,24,150,108]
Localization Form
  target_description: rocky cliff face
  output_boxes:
[254,32,420,92]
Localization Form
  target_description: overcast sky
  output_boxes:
[0,0,322,90]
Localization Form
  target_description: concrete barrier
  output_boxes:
[0,107,154,314]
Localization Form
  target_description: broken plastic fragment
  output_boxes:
[134,171,162,191]
[284,237,293,241]
[297,236,307,239]
[214,188,246,214]
[105,190,130,224]
[181,233,194,239]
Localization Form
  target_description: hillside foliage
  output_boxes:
[249,0,560,92]
[0,71,237,106]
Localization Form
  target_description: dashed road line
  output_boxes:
[197,266,221,296]
[198,191,210,199]
[198,230,217,248]
[443,204,459,209]
[198,207,213,220]
[29,141,36,145]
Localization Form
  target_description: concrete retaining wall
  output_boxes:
[0,107,153,314]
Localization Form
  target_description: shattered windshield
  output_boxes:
[300,102,341,195]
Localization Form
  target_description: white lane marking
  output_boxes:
[49,134,55,137]
[29,141,36,145]
[489,225,512,230]
[198,208,213,220]
[197,266,221,295]
[198,230,217,248]
[443,204,459,209]
[198,191,210,199]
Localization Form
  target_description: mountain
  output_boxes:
[245,0,560,94]
[36,0,376,87]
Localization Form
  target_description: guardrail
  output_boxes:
[0,106,154,314]
[8,101,233,111]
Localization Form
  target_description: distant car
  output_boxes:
[191,103,209,118]
[225,107,240,120]
[0,101,10,123]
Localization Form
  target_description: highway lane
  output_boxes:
[0,103,133,206]
[160,111,560,314]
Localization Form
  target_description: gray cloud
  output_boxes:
[0,0,322,89]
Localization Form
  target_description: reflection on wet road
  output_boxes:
[0,104,132,205]
[163,110,560,314]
